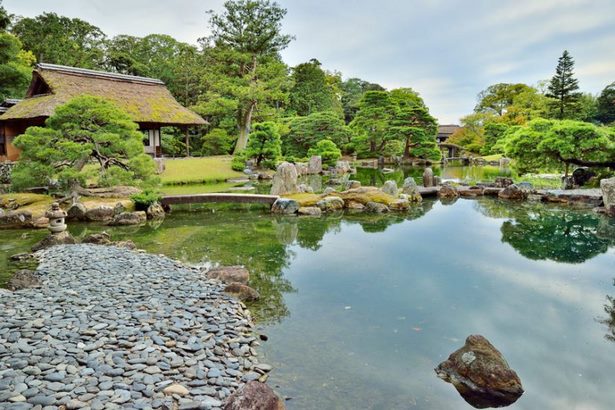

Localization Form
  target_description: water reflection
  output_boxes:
[476,200,615,264]
[353,164,511,187]
[601,281,615,343]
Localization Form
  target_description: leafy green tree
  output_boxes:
[503,118,615,175]
[350,91,400,157]
[288,59,342,116]
[106,34,203,106]
[282,111,353,157]
[546,50,581,119]
[203,0,294,153]
[597,82,615,124]
[341,77,385,124]
[12,95,157,191]
[447,112,497,153]
[307,139,341,167]
[201,128,233,155]
[245,122,282,168]
[388,88,439,159]
[501,86,551,124]
[0,33,34,99]
[11,12,107,69]
[481,122,510,155]
[0,0,11,31]
[475,83,535,115]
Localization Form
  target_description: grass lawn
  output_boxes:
[481,154,503,162]
[160,156,243,185]
[159,182,244,195]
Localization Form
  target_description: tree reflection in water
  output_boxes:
[476,199,615,264]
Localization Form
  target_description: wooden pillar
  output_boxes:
[184,127,190,157]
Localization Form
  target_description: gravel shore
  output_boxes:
[0,244,265,409]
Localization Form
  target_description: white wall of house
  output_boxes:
[142,129,161,157]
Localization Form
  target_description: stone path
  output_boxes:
[0,245,266,409]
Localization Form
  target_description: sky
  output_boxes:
[4,0,615,123]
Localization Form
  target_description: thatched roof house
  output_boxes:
[437,124,461,143]
[0,63,206,161]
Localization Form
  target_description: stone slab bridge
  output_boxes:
[160,193,280,208]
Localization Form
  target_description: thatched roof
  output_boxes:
[0,64,206,127]
[438,124,461,135]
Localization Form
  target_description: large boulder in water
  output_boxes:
[32,231,76,252]
[270,162,299,195]
[423,167,434,187]
[498,184,528,201]
[438,184,460,199]
[109,211,147,226]
[271,198,299,215]
[435,335,524,408]
[601,177,615,216]
[223,381,285,410]
[224,282,260,302]
[402,177,422,202]
[316,196,344,212]
[207,266,250,285]
[381,180,399,197]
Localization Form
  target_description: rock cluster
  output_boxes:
[435,335,524,408]
[270,162,299,196]
[601,177,615,216]
[0,244,272,409]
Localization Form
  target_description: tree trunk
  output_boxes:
[404,138,411,158]
[234,103,255,154]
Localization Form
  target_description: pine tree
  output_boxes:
[546,50,580,119]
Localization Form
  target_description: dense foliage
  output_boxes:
[546,50,581,119]
[244,122,282,168]
[12,95,157,191]
[503,119,615,174]
[307,139,342,167]
[282,111,353,157]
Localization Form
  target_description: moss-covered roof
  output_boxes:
[0,64,206,126]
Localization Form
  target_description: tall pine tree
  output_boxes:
[546,50,580,119]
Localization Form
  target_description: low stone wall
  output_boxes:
[0,161,15,184]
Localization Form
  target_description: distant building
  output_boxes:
[0,63,206,162]
[437,124,461,144]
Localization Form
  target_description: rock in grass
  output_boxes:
[435,334,524,408]
[6,270,40,291]
[223,381,285,410]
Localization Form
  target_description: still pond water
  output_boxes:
[2,197,615,409]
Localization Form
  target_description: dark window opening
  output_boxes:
[0,133,6,156]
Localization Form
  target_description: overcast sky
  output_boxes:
[5,0,615,123]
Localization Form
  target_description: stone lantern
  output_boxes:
[45,202,67,234]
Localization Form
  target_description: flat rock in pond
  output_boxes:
[435,334,523,408]
[224,282,260,302]
[207,266,250,285]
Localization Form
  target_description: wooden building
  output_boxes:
[437,124,461,144]
[0,63,206,162]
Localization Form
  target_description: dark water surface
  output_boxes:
[2,198,615,409]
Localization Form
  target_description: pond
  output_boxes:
[2,198,615,409]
